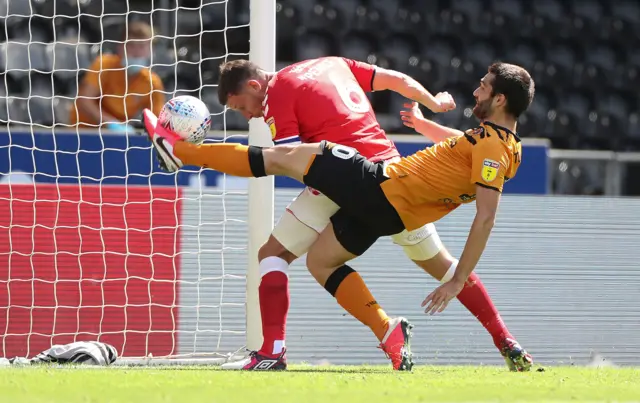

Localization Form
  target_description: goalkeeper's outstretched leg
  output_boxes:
[144,108,321,181]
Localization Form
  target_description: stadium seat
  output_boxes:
[348,5,388,35]
[463,40,499,70]
[150,44,176,82]
[381,34,418,68]
[389,4,425,35]
[369,0,400,26]
[6,95,29,127]
[430,10,471,39]
[52,96,72,126]
[304,4,345,34]
[531,0,566,23]
[450,0,484,17]
[490,0,526,19]
[510,41,542,71]
[611,0,640,24]
[339,32,377,64]
[327,0,360,27]
[571,0,604,24]
[558,90,594,122]
[276,1,300,60]
[295,31,335,62]
[0,41,48,83]
[0,84,7,123]
[45,41,93,81]
[420,35,460,68]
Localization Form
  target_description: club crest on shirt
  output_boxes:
[266,117,276,139]
[481,159,500,182]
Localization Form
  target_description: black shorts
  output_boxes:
[302,141,405,256]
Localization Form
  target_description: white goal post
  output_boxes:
[0,0,274,365]
[246,0,276,353]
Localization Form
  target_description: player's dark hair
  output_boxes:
[488,62,534,118]
[217,59,262,105]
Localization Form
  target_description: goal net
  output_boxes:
[0,0,274,364]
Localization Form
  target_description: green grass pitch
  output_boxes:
[2,365,639,402]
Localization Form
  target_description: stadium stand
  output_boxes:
[0,0,638,152]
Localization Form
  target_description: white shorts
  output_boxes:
[271,187,443,261]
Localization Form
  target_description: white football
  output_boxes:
[158,95,211,144]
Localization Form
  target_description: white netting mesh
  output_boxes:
[0,0,253,363]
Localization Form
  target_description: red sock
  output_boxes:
[456,272,512,350]
[258,271,289,357]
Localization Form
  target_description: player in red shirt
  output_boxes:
[151,57,531,371]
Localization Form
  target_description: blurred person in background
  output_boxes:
[70,20,165,133]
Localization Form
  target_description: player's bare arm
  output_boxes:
[400,101,465,142]
[422,185,499,315]
[372,67,455,113]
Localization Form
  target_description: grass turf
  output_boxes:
[2,365,639,403]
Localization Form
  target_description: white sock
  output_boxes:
[259,256,289,278]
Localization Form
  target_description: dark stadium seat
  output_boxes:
[510,42,542,71]
[381,34,418,68]
[611,0,640,24]
[430,9,471,39]
[625,113,640,146]
[327,0,360,26]
[463,40,499,70]
[6,95,30,127]
[558,91,594,123]
[52,96,72,126]
[532,0,566,22]
[0,84,7,123]
[369,0,400,25]
[301,3,345,35]
[349,5,387,35]
[585,43,623,73]
[0,41,48,83]
[490,0,526,19]
[295,31,335,62]
[389,3,426,35]
[571,0,604,24]
[276,1,300,60]
[0,0,32,34]
[421,36,460,68]
[45,41,93,80]
[450,0,484,18]
[339,32,377,64]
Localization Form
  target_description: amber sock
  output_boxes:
[173,142,266,177]
[324,265,390,341]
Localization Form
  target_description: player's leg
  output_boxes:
[305,212,413,371]
[392,225,533,371]
[144,108,320,179]
[221,189,339,370]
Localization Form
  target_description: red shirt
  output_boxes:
[261,57,399,162]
